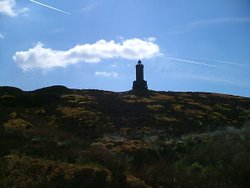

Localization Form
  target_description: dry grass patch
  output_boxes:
[147,104,165,111]
[151,94,174,101]
[155,115,178,123]
[3,118,34,130]
[173,104,183,112]
[57,106,89,118]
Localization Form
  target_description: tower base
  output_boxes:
[132,80,148,91]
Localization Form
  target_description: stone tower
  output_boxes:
[132,60,148,91]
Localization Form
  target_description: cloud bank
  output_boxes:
[13,38,160,71]
[0,0,28,17]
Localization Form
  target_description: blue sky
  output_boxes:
[0,0,250,97]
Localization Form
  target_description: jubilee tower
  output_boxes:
[132,60,148,91]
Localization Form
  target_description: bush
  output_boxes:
[0,154,112,188]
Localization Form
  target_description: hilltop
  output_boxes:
[0,86,250,188]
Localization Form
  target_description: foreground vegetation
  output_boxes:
[0,86,250,187]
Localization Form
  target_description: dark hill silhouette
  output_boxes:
[0,86,250,188]
[0,86,24,95]
[32,85,72,94]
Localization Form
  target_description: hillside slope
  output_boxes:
[0,86,250,188]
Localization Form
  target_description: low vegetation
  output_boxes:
[0,86,250,187]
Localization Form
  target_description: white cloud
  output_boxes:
[0,32,4,39]
[17,7,29,15]
[13,38,160,71]
[95,71,118,78]
[0,0,28,17]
